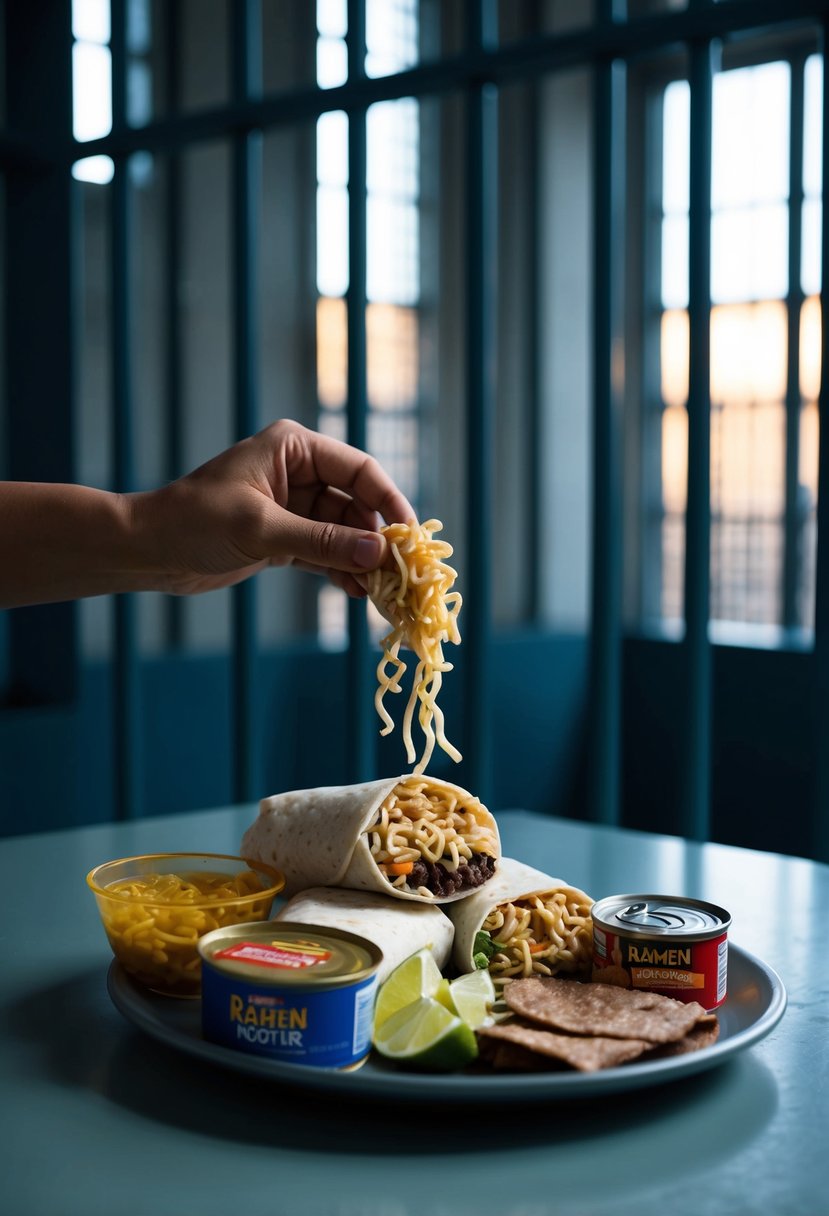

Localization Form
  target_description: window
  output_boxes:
[648,49,823,640]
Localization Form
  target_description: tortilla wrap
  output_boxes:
[448,856,593,976]
[275,887,454,983]
[240,775,500,903]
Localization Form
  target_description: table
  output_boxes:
[1,804,825,1216]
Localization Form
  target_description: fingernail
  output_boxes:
[353,534,384,568]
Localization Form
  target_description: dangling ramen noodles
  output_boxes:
[241,774,500,903]
[449,858,593,981]
[366,519,462,775]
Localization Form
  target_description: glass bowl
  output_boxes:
[87,852,285,997]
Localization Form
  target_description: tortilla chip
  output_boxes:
[477,1020,653,1072]
[643,1014,720,1060]
[504,977,709,1044]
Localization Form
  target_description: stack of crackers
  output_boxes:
[477,978,720,1072]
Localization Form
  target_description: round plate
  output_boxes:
[106,942,786,1103]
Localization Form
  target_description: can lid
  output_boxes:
[198,921,382,986]
[591,894,731,937]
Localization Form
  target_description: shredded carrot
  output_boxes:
[528,942,547,954]
[384,860,415,876]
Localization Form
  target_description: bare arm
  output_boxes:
[0,420,415,610]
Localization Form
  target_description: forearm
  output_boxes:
[0,482,159,608]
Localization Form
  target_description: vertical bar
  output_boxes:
[345,0,374,783]
[4,4,78,706]
[230,0,262,802]
[588,0,626,826]
[164,0,185,648]
[464,0,498,805]
[812,19,829,863]
[783,55,806,630]
[111,0,142,819]
[681,31,715,842]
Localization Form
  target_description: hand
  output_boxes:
[137,420,415,597]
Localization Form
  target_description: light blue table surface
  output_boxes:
[1,804,825,1216]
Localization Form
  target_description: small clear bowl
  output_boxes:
[87,852,285,997]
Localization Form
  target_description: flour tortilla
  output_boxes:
[449,856,593,972]
[240,776,500,903]
[275,887,454,983]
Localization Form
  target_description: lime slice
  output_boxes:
[373,996,478,1070]
[448,969,496,1029]
[373,948,443,1029]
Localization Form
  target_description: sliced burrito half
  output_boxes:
[449,857,593,980]
[241,774,500,903]
[275,887,454,984]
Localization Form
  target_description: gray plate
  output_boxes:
[107,942,786,1103]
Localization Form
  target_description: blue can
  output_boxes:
[198,922,382,1069]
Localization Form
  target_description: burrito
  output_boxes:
[241,773,500,903]
[449,857,593,980]
[275,887,454,984]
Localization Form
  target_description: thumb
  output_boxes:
[267,506,387,573]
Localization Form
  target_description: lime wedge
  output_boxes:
[373,996,478,1070]
[373,947,443,1029]
[448,969,496,1029]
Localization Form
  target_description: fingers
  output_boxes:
[264,502,388,575]
[273,422,416,525]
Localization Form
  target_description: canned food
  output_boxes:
[591,894,731,1010]
[198,922,382,1069]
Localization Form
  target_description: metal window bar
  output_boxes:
[588,0,626,827]
[110,0,142,819]
[680,26,716,843]
[345,0,375,784]
[812,12,829,863]
[784,54,807,631]
[464,0,498,807]
[230,0,262,803]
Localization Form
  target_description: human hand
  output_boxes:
[136,420,415,597]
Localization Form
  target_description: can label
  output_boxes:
[593,928,728,1009]
[201,964,378,1068]
[213,940,333,970]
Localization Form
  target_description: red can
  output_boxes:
[591,894,731,1010]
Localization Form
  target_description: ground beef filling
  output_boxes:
[407,853,496,898]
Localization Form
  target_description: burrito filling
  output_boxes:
[474,891,593,979]
[365,776,498,899]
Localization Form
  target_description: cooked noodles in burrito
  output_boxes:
[275,887,454,983]
[241,774,500,904]
[449,857,593,980]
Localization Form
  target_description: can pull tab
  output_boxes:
[618,902,686,929]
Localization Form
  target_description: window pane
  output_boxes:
[367,303,419,410]
[711,520,783,625]
[662,80,690,215]
[317,296,347,409]
[367,99,419,196]
[73,0,110,44]
[317,0,347,39]
[73,42,112,141]
[802,197,822,297]
[316,185,349,297]
[800,296,822,403]
[799,400,819,508]
[711,204,788,304]
[803,54,823,199]
[661,308,689,408]
[661,406,688,513]
[366,0,418,79]
[710,302,788,407]
[316,35,347,88]
[367,197,419,304]
[317,110,349,188]
[711,402,785,518]
[712,62,789,210]
[661,213,689,309]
